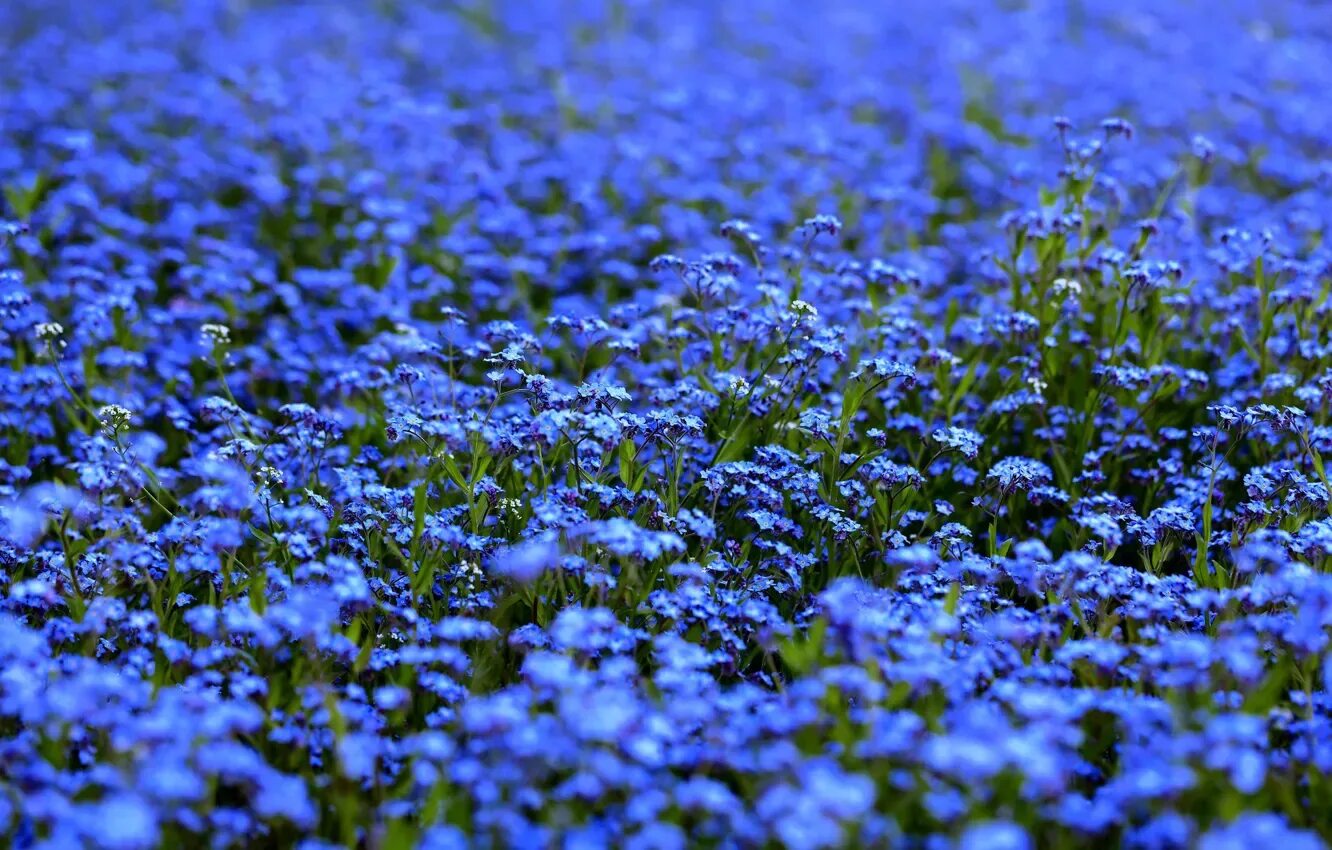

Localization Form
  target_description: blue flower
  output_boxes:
[959,821,1032,850]
[90,795,159,850]
[1198,814,1322,850]
[490,536,560,583]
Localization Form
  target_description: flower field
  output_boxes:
[5,1,1332,847]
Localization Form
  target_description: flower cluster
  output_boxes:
[2,0,1332,848]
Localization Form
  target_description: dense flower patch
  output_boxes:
[5,0,1332,847]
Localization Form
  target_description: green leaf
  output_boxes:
[943,581,961,615]
[1243,656,1292,713]
[839,382,869,433]
[714,422,753,466]
[1192,534,1212,588]
[438,453,468,492]
[412,481,429,547]
[472,452,492,483]
[382,820,419,850]
[4,172,49,219]
[618,439,636,487]
[946,356,983,418]
[779,618,827,676]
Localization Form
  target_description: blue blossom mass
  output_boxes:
[3,0,1332,847]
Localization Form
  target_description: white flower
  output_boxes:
[790,300,818,317]
[1051,278,1082,297]
[201,323,231,347]
[458,559,484,592]
[98,404,132,435]
[34,322,67,357]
